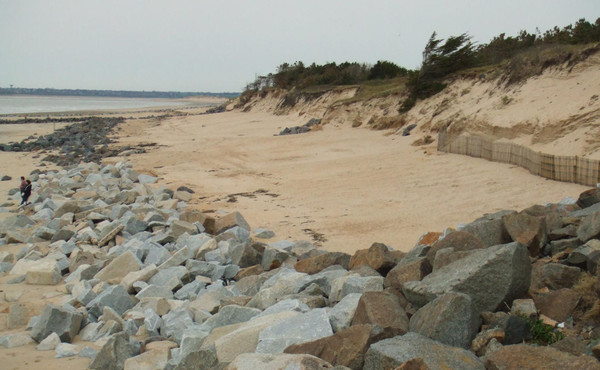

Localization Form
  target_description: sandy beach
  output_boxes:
[112,110,588,253]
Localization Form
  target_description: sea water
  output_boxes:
[0,95,195,115]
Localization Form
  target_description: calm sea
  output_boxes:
[0,95,197,115]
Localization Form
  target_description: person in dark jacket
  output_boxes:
[21,179,32,206]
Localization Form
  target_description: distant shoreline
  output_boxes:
[0,95,226,117]
[0,87,239,100]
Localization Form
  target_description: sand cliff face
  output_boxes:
[236,49,600,159]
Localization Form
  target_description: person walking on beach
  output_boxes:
[21,179,32,206]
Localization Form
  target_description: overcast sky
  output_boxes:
[1,1,598,92]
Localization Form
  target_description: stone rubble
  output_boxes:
[1,161,600,369]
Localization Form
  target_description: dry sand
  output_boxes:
[113,110,588,253]
[0,92,592,368]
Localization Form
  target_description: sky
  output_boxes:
[0,1,598,93]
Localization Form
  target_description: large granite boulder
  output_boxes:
[425,231,484,265]
[502,212,547,256]
[409,292,480,348]
[226,353,333,370]
[294,252,351,274]
[349,243,400,275]
[363,332,484,370]
[284,324,397,370]
[485,344,600,369]
[256,308,333,353]
[403,242,531,313]
[31,304,83,343]
[351,291,409,335]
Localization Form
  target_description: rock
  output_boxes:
[7,303,30,329]
[53,201,80,218]
[531,262,581,292]
[121,264,158,293]
[148,266,188,287]
[0,332,35,348]
[97,223,124,247]
[5,230,27,244]
[349,243,399,275]
[55,342,80,358]
[502,212,547,256]
[230,241,261,268]
[135,284,174,300]
[533,288,581,322]
[226,353,333,370]
[409,292,480,348]
[89,332,140,370]
[123,345,171,370]
[577,188,600,208]
[578,210,600,243]
[485,344,600,369]
[551,336,588,356]
[50,228,75,243]
[328,293,362,333]
[403,242,531,313]
[86,285,138,319]
[384,257,431,290]
[170,220,197,238]
[261,246,292,271]
[214,211,250,234]
[95,251,142,284]
[138,174,158,184]
[471,328,505,356]
[31,304,83,343]
[363,332,484,370]
[124,217,148,235]
[254,228,275,239]
[492,316,532,345]
[567,240,600,267]
[460,215,512,248]
[351,291,409,335]
[294,252,351,274]
[336,275,383,302]
[36,332,61,351]
[161,308,195,343]
[256,299,310,318]
[174,190,192,202]
[202,305,261,332]
[157,246,190,270]
[26,260,62,285]
[256,308,333,353]
[425,231,485,264]
[284,324,397,370]
[510,299,537,318]
[172,349,218,370]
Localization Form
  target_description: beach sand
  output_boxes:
[113,110,588,253]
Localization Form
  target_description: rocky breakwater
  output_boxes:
[1,162,600,369]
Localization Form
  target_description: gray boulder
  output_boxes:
[30,304,83,343]
[256,308,333,353]
[363,332,484,370]
[89,332,140,370]
[86,285,138,319]
[201,305,261,332]
[409,292,480,348]
[403,242,531,313]
[328,293,362,333]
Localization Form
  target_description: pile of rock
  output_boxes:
[0,117,150,166]
[1,162,600,369]
[279,118,321,136]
